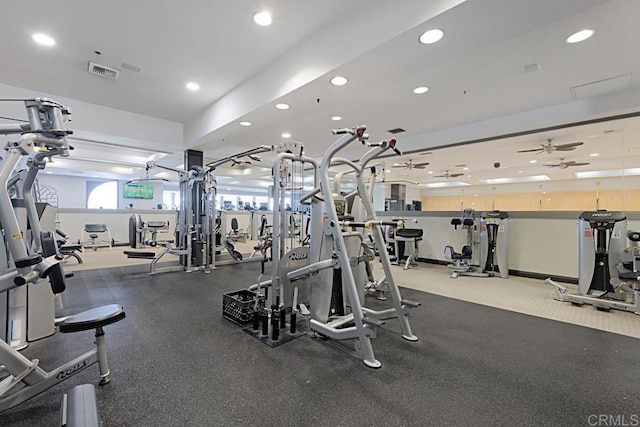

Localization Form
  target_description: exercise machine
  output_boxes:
[0,98,125,413]
[244,140,315,345]
[547,210,639,314]
[80,224,112,251]
[124,146,273,273]
[478,210,510,278]
[444,209,489,278]
[390,225,423,270]
[128,214,170,248]
[285,127,419,368]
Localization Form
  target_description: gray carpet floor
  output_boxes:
[1,262,639,426]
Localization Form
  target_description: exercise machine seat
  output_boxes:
[146,221,168,229]
[396,228,423,240]
[445,245,472,260]
[619,271,640,281]
[59,304,126,333]
[123,250,156,259]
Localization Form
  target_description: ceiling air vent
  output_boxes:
[88,61,120,80]
[387,128,406,134]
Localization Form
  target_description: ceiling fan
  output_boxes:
[230,158,253,167]
[544,158,590,169]
[392,159,430,170]
[517,138,583,154]
[433,170,464,178]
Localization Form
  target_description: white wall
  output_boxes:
[36,175,87,208]
[37,175,166,209]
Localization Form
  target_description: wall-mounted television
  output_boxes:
[123,183,154,199]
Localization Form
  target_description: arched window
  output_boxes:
[86,181,118,209]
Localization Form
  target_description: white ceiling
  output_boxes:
[1,0,639,195]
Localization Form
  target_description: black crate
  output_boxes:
[223,289,257,325]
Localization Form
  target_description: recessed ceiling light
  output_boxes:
[428,171,434,174]
[186,82,200,91]
[330,76,348,86]
[331,115,342,121]
[413,86,429,94]
[239,121,252,127]
[529,160,537,164]
[419,29,444,45]
[253,11,272,26]
[565,29,594,44]
[463,167,469,171]
[32,33,55,47]
[275,103,290,110]
[518,170,524,173]
[590,153,599,157]
[385,169,391,173]
[281,132,291,138]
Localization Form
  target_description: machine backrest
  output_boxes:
[259,215,267,237]
[231,218,239,232]
[84,224,108,233]
[444,245,454,260]
[461,245,472,257]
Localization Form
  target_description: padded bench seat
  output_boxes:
[123,250,156,259]
[59,304,126,334]
[395,228,423,239]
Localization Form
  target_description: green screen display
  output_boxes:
[123,183,154,199]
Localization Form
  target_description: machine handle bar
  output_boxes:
[388,138,402,156]
[331,125,367,138]
[342,220,404,229]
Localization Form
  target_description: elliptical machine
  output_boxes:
[547,210,640,314]
[444,209,489,278]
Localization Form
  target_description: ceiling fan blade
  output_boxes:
[450,173,464,177]
[555,146,577,151]
[555,142,583,149]
[544,163,561,167]
[413,162,430,167]
[432,175,446,178]
[391,165,404,168]
[517,148,544,153]
[567,162,590,167]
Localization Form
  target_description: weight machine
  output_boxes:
[478,210,510,278]
[244,141,316,345]
[547,210,640,314]
[125,146,274,273]
[0,98,125,413]
[260,127,419,368]
[444,209,489,278]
